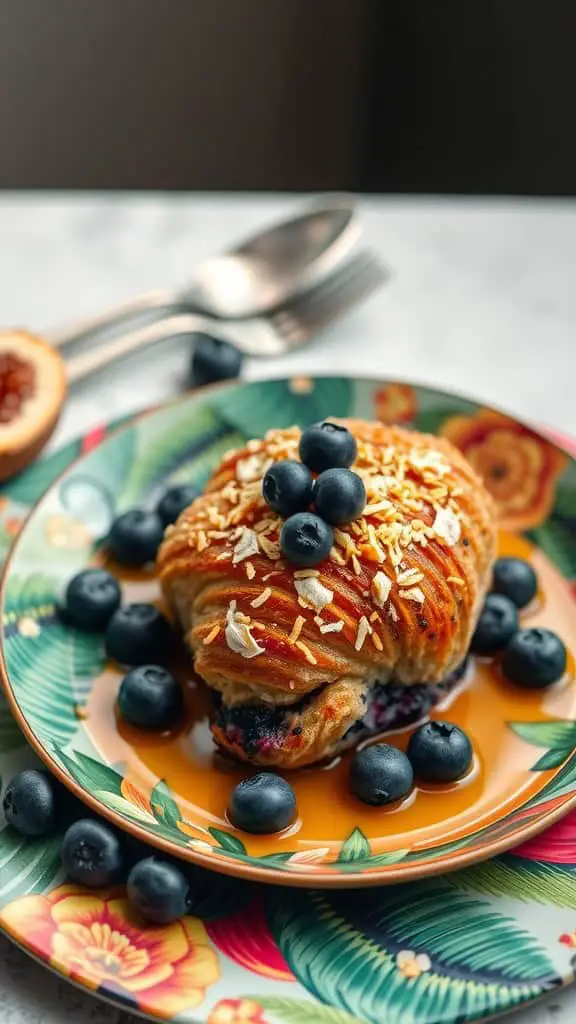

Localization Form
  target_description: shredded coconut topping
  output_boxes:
[319,620,345,634]
[433,506,461,546]
[232,527,260,564]
[236,453,268,483]
[371,570,392,607]
[294,576,334,611]
[399,586,426,604]
[225,600,265,658]
[355,615,373,651]
[251,587,272,608]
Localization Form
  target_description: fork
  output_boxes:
[65,250,387,385]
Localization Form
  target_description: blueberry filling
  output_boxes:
[213,660,469,756]
[342,659,469,743]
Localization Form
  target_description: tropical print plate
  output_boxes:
[2,378,576,889]
[1,404,576,1024]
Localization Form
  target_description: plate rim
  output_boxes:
[2,372,576,888]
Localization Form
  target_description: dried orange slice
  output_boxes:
[0,330,67,481]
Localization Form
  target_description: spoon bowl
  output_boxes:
[186,197,359,318]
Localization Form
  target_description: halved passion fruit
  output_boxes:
[0,331,66,481]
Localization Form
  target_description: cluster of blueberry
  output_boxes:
[471,557,567,689]
[62,483,204,731]
[227,715,474,831]
[264,421,366,567]
[0,479,258,925]
[2,770,247,925]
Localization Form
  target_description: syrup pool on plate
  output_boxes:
[83,531,576,860]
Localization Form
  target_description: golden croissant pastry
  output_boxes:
[158,419,497,768]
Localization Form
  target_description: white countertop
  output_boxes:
[0,191,575,1023]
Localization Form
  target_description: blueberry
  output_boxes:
[350,744,414,806]
[470,594,519,655]
[118,665,183,730]
[108,509,165,567]
[157,484,200,526]
[299,421,357,473]
[128,857,189,924]
[262,460,313,518]
[61,818,124,887]
[492,557,538,609]
[502,628,567,689]
[3,769,56,836]
[407,721,473,782]
[105,603,173,666]
[313,468,366,526]
[229,773,297,834]
[189,334,243,388]
[280,512,333,567]
[62,569,121,632]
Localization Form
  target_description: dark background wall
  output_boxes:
[363,0,576,195]
[0,0,574,194]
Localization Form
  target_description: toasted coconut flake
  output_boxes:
[197,530,209,552]
[351,554,362,575]
[366,524,386,562]
[294,576,334,611]
[447,575,465,586]
[245,561,256,580]
[289,615,306,644]
[396,568,425,586]
[295,639,317,664]
[355,616,372,651]
[203,624,220,646]
[232,526,260,564]
[371,632,384,651]
[319,620,345,634]
[433,507,461,546]
[410,448,450,475]
[400,586,425,604]
[262,569,283,581]
[364,498,393,516]
[294,568,320,578]
[389,603,399,622]
[329,546,346,565]
[258,534,282,561]
[371,570,392,607]
[251,587,272,608]
[236,453,266,483]
[225,601,265,658]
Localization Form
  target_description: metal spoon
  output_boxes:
[47,194,359,349]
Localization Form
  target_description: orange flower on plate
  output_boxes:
[441,409,566,530]
[208,998,268,1024]
[374,383,417,425]
[0,884,220,1018]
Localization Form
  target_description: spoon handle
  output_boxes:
[64,313,231,385]
[45,286,181,349]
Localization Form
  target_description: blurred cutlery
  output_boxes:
[66,249,387,382]
[46,195,361,349]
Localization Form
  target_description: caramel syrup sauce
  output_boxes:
[84,532,576,857]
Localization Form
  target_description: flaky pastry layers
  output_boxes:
[158,420,497,767]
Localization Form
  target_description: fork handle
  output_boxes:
[65,313,231,384]
[46,286,182,349]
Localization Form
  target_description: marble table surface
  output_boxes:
[0,191,575,1023]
